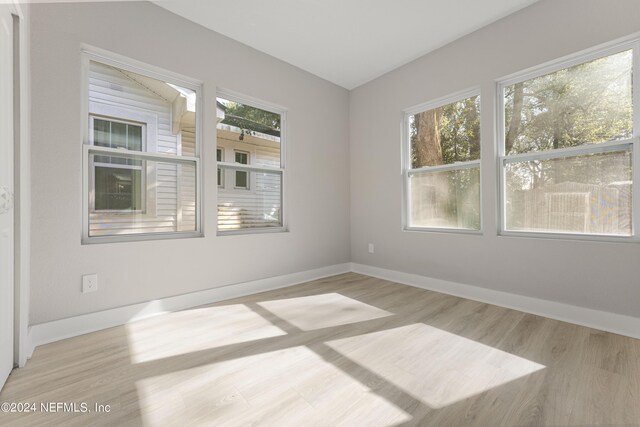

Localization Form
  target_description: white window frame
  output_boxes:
[81,47,203,244]
[89,115,147,214]
[216,88,287,235]
[402,88,482,234]
[497,39,640,243]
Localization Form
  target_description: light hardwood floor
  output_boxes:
[1,273,639,426]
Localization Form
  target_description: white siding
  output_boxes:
[217,132,282,230]
[88,61,182,236]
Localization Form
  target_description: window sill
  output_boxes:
[217,227,288,236]
[91,210,146,215]
[403,226,483,236]
[82,231,203,245]
[498,230,638,244]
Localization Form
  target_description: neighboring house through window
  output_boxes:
[83,53,201,242]
[216,93,285,233]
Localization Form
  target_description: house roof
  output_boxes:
[115,66,196,132]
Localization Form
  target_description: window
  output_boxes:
[217,148,224,187]
[404,91,481,231]
[83,54,201,242]
[91,117,145,211]
[499,45,637,238]
[234,150,249,189]
[216,93,285,233]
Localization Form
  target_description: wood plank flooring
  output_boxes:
[1,273,639,426]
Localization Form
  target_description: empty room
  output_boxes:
[1,0,640,425]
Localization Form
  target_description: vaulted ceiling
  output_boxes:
[152,0,538,89]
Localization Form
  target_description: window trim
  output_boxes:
[81,47,204,244]
[496,38,640,243]
[216,88,288,236]
[402,87,482,234]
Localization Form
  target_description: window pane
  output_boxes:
[409,167,480,230]
[127,124,142,151]
[89,153,197,237]
[217,97,281,168]
[94,119,111,147]
[95,166,142,211]
[126,124,143,166]
[89,60,196,157]
[92,119,143,166]
[410,95,480,169]
[504,50,632,155]
[505,150,632,235]
[87,60,200,240]
[216,148,222,161]
[235,170,248,188]
[111,121,127,149]
[216,96,283,232]
[235,151,248,164]
[94,155,111,164]
[219,167,282,230]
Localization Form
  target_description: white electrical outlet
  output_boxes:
[82,274,98,293]
[368,243,375,254]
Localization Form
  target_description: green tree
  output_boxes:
[219,100,281,137]
[504,49,632,189]
[410,95,480,168]
[409,95,481,229]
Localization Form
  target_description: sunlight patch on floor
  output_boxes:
[135,345,411,426]
[257,293,392,330]
[125,304,287,363]
[326,323,546,409]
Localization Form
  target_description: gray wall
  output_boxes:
[30,1,351,324]
[31,0,640,326]
[350,0,640,318]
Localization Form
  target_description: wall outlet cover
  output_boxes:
[82,274,98,293]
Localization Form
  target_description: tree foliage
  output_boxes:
[504,50,632,155]
[502,50,633,234]
[219,99,281,137]
[409,96,481,229]
[410,95,480,168]
[504,50,633,190]
[408,50,633,232]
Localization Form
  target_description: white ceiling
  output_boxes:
[152,0,538,89]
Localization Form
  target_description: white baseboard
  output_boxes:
[25,261,640,360]
[351,262,640,340]
[26,263,352,358]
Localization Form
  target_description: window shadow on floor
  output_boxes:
[3,272,639,426]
